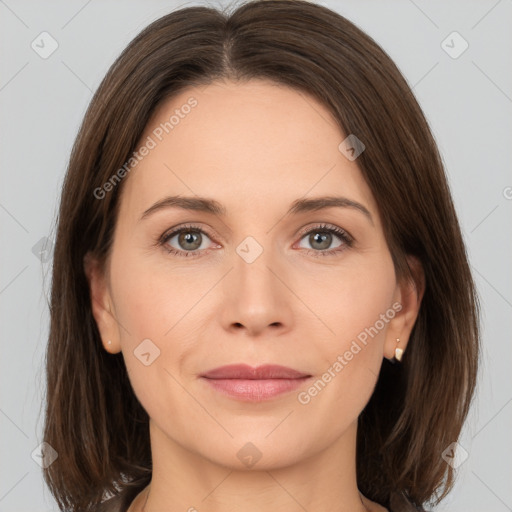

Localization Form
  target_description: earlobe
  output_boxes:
[83,252,121,353]
[384,255,425,361]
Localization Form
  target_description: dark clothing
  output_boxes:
[388,490,428,511]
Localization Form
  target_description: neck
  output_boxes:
[132,419,374,512]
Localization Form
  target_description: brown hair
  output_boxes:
[42,0,480,510]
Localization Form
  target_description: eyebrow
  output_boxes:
[140,195,373,224]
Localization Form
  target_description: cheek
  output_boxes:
[305,257,396,346]
[107,249,177,394]
[301,258,396,396]
[110,246,177,338]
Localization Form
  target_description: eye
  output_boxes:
[158,222,353,259]
[296,223,353,257]
[159,224,217,258]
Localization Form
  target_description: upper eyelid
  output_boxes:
[296,223,351,239]
[161,223,214,242]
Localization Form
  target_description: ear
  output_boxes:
[383,255,425,361]
[83,251,121,354]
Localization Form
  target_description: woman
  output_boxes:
[42,1,480,511]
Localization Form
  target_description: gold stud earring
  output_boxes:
[395,338,403,362]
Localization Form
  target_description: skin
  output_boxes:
[85,79,424,512]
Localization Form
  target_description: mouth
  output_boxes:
[200,364,312,402]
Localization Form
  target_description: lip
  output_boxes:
[201,364,310,379]
[200,364,312,402]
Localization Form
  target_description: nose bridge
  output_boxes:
[234,233,279,301]
[221,232,292,333]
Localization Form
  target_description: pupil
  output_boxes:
[311,232,331,250]
[180,231,201,250]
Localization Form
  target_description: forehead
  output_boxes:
[118,79,377,221]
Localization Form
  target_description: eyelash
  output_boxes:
[158,223,354,259]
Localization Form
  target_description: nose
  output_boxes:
[219,244,294,337]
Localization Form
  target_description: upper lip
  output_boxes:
[201,364,311,379]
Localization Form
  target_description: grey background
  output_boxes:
[1,0,511,510]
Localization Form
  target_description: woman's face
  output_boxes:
[89,79,418,470]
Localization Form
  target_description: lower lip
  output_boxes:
[201,377,311,401]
